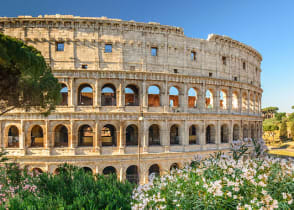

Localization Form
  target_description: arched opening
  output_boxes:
[125,85,139,106]
[149,124,160,145]
[30,125,44,147]
[251,125,255,140]
[60,84,68,106]
[78,84,93,105]
[82,167,93,174]
[189,125,198,144]
[188,88,197,108]
[148,85,160,107]
[232,92,239,110]
[242,93,248,111]
[243,125,249,139]
[54,125,68,147]
[233,124,240,141]
[126,124,138,146]
[170,124,180,145]
[206,90,213,109]
[78,125,93,147]
[220,90,227,109]
[101,84,116,106]
[149,164,160,178]
[54,167,63,175]
[103,166,117,176]
[126,165,139,184]
[32,168,43,175]
[101,124,116,146]
[170,163,179,171]
[8,126,19,148]
[221,124,229,143]
[169,86,179,107]
[206,125,216,144]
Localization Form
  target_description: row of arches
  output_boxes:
[59,83,261,111]
[31,163,180,184]
[6,123,260,148]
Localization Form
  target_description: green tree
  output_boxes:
[291,122,294,141]
[0,33,61,115]
[275,112,286,122]
[263,119,279,143]
[279,120,288,142]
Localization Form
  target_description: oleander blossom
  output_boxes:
[132,138,294,209]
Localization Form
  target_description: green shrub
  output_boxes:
[0,164,133,209]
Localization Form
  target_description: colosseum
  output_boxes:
[0,15,262,184]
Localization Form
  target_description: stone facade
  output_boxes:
[0,15,262,184]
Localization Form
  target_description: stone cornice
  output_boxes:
[0,112,262,120]
[0,15,184,36]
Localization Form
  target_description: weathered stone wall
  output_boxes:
[0,15,263,184]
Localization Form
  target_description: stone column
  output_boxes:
[94,121,100,154]
[216,120,220,147]
[183,120,189,146]
[141,119,148,153]
[69,120,75,148]
[238,90,242,113]
[215,87,220,113]
[200,83,205,112]
[200,120,205,149]
[163,80,169,111]
[181,84,187,112]
[119,121,125,154]
[44,120,49,149]
[118,80,125,109]
[97,81,102,107]
[19,120,25,150]
[162,120,170,152]
[69,78,74,107]
[247,90,250,114]
[228,87,232,113]
[93,80,98,107]
[229,120,233,143]
[142,80,148,111]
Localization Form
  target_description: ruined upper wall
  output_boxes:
[0,15,262,87]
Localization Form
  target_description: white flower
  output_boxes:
[288,199,293,204]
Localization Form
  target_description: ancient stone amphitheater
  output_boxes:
[0,15,262,184]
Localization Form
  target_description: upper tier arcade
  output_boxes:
[0,15,262,88]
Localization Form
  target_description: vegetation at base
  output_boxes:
[0,162,134,209]
[133,139,294,209]
[0,33,61,116]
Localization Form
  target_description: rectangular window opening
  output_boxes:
[151,47,157,56]
[243,62,246,70]
[191,51,196,61]
[82,64,88,69]
[209,72,213,77]
[222,56,226,65]
[105,44,112,53]
[56,42,64,51]
[234,77,238,81]
[174,69,178,73]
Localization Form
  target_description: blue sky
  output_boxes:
[1,0,294,112]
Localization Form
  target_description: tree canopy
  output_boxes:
[261,107,279,114]
[0,33,61,115]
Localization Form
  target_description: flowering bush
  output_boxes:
[132,139,294,210]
